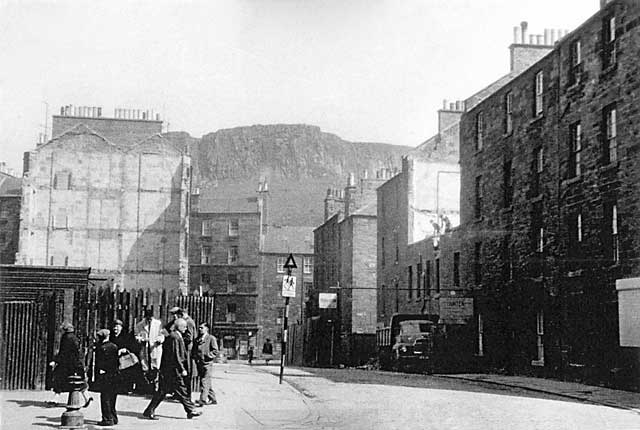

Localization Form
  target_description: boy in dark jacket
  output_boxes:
[95,329,119,426]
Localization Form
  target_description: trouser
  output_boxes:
[100,388,118,424]
[186,346,193,396]
[196,363,216,403]
[144,372,196,416]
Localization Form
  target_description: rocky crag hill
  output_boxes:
[166,124,411,227]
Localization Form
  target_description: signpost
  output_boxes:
[279,253,297,384]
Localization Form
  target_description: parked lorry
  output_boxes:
[376,314,442,373]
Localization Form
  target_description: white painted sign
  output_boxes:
[281,275,296,298]
[319,293,338,309]
[439,297,474,324]
[617,278,640,347]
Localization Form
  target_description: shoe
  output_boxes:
[142,411,159,420]
[195,402,204,408]
[187,411,202,419]
[96,421,114,427]
[209,399,217,405]
[83,397,94,408]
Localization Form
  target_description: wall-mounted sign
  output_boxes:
[319,293,338,309]
[439,297,473,324]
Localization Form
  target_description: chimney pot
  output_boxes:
[442,99,448,110]
[513,26,521,44]
[449,102,455,110]
[521,21,528,44]
[536,35,543,45]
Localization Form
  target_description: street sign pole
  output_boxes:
[279,253,297,384]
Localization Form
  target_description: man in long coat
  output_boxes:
[142,318,201,420]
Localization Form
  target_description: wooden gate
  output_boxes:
[0,296,56,390]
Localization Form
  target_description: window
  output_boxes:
[228,219,239,237]
[201,220,212,236]
[381,237,385,267]
[532,147,543,196]
[569,123,582,178]
[52,209,69,229]
[474,242,482,285]
[227,246,239,264]
[503,159,513,208]
[53,171,71,190]
[200,246,211,264]
[276,257,286,273]
[577,213,583,243]
[532,202,544,253]
[226,303,237,323]
[64,256,69,267]
[604,202,619,264]
[502,236,513,281]
[603,14,616,69]
[201,273,210,284]
[425,261,431,295]
[435,258,440,293]
[227,273,238,293]
[416,262,422,298]
[394,231,399,264]
[505,92,513,134]
[303,257,313,274]
[603,104,617,164]
[534,71,544,116]
[569,39,582,85]
[476,112,485,151]
[407,266,413,299]
[534,310,544,365]
[568,211,583,267]
[453,252,460,287]
[476,314,484,356]
[50,256,54,266]
[474,176,483,219]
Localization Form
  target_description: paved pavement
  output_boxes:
[0,363,314,430]
[436,373,640,413]
[2,362,640,429]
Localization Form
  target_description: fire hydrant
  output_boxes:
[60,375,86,429]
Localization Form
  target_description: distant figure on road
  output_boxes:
[248,346,254,365]
[49,322,92,407]
[142,318,201,421]
[192,322,218,406]
[134,309,164,391]
[262,339,273,365]
[94,329,119,426]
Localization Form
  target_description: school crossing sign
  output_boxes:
[281,253,297,297]
[281,275,296,298]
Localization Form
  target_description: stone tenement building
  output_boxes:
[0,171,22,264]
[376,22,567,369]
[260,225,314,362]
[313,171,389,366]
[459,0,640,386]
[17,106,191,291]
[188,183,268,359]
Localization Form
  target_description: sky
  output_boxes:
[0,0,597,173]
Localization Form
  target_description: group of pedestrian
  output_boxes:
[50,306,220,426]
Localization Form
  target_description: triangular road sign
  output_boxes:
[283,253,297,270]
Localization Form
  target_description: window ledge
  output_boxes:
[531,359,545,367]
[600,63,618,79]
[530,194,543,203]
[501,206,513,214]
[599,162,619,173]
[473,216,484,224]
[566,269,584,278]
[529,114,544,126]
[475,149,484,156]
[562,176,582,187]
[503,131,513,138]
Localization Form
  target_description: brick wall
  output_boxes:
[0,196,20,264]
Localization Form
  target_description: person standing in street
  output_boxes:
[192,323,218,406]
[94,329,119,426]
[262,338,273,365]
[142,318,201,420]
[111,319,139,393]
[49,322,92,407]
[134,309,164,391]
[168,307,197,396]
[247,346,254,365]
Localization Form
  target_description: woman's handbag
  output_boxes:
[118,352,139,371]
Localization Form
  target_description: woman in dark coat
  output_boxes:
[49,322,92,406]
[111,319,141,393]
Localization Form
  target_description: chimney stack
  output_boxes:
[521,21,528,44]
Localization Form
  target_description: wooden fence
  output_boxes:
[72,286,215,390]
